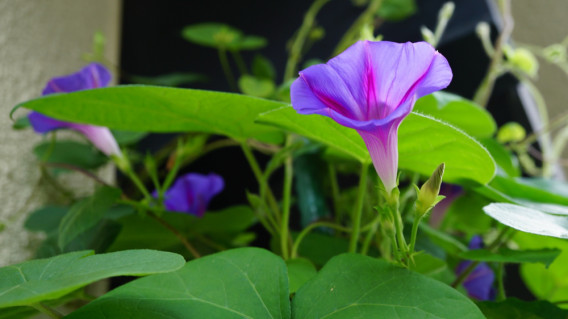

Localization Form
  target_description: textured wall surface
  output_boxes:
[512,1,568,139]
[0,0,121,266]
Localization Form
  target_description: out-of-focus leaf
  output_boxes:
[182,23,266,50]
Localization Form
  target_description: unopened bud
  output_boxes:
[497,122,526,144]
[507,47,539,78]
[476,22,490,40]
[416,163,445,216]
[360,24,375,42]
[421,26,436,46]
[439,2,455,20]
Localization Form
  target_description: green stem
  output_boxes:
[240,142,282,221]
[328,164,341,223]
[231,50,248,75]
[149,212,201,259]
[349,163,369,253]
[473,0,513,107]
[360,216,380,255]
[32,303,63,319]
[332,0,383,56]
[496,262,506,301]
[280,135,294,260]
[291,221,351,258]
[392,199,408,254]
[283,0,331,82]
[126,169,152,201]
[408,213,422,254]
[218,48,238,91]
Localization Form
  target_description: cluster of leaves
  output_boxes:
[3,1,568,318]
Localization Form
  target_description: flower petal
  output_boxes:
[42,63,111,95]
[162,173,225,217]
[70,124,121,157]
[28,111,69,133]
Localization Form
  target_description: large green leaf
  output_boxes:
[489,176,568,206]
[292,254,484,318]
[459,248,561,267]
[287,258,317,295]
[58,186,121,249]
[414,92,497,138]
[65,248,290,319]
[16,86,285,144]
[258,106,495,185]
[484,203,568,238]
[0,250,185,308]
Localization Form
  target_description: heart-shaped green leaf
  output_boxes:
[292,254,484,318]
[0,250,185,308]
[65,248,290,319]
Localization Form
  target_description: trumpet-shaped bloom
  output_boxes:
[28,63,121,157]
[291,41,452,193]
[456,236,496,301]
[158,173,224,217]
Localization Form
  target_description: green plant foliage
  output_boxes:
[182,23,267,50]
[238,75,275,98]
[65,248,290,319]
[489,176,568,206]
[295,232,350,267]
[515,232,568,306]
[258,106,496,186]
[484,203,568,238]
[287,258,317,294]
[109,205,257,252]
[0,250,185,308]
[58,186,121,249]
[292,254,484,318]
[34,140,108,171]
[478,298,568,318]
[17,86,285,144]
[459,248,561,267]
[377,0,417,21]
[252,54,276,81]
[441,191,493,236]
[480,138,520,178]
[111,130,148,145]
[414,92,497,138]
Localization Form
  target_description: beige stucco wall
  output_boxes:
[512,1,568,151]
[0,0,121,266]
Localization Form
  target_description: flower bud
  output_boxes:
[439,2,455,21]
[476,22,491,40]
[497,122,526,144]
[421,26,436,46]
[506,47,539,78]
[415,163,445,217]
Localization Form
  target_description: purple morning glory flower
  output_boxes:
[157,173,224,217]
[290,41,452,193]
[28,63,121,157]
[456,235,496,300]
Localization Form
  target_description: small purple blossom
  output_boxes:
[290,41,452,193]
[456,235,496,300]
[28,63,121,157]
[157,173,224,217]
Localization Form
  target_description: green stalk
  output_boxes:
[218,48,238,91]
[360,216,380,255]
[496,263,506,301]
[283,0,331,82]
[332,0,383,56]
[231,50,248,75]
[280,135,294,260]
[291,221,351,258]
[349,162,369,253]
[408,213,422,254]
[240,142,282,221]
